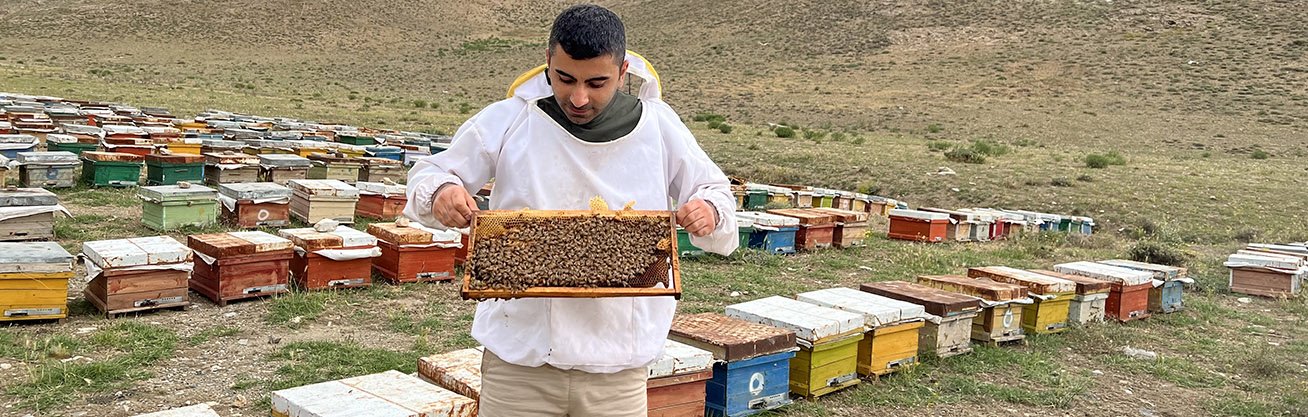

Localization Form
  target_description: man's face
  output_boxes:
[547,46,629,125]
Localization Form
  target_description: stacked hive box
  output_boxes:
[279,225,378,290]
[102,125,154,156]
[138,184,219,230]
[967,267,1075,334]
[367,222,460,283]
[1098,259,1190,314]
[289,179,360,224]
[218,182,292,228]
[188,231,293,306]
[163,138,203,156]
[417,346,484,402]
[726,296,863,398]
[81,151,143,187]
[204,151,261,185]
[17,151,78,188]
[128,404,222,417]
[0,188,66,241]
[364,145,404,161]
[1052,261,1153,322]
[917,275,1028,344]
[145,153,205,185]
[1224,250,1306,297]
[736,211,799,255]
[809,207,869,248]
[259,154,312,185]
[766,209,836,250]
[82,236,193,317]
[355,181,407,220]
[0,134,39,159]
[860,281,980,358]
[0,242,74,322]
[45,133,99,155]
[647,340,715,417]
[200,139,245,155]
[358,157,404,183]
[1031,269,1112,325]
[796,287,928,377]
[887,209,950,242]
[271,370,476,417]
[307,153,362,183]
[668,313,796,417]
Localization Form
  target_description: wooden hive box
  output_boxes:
[736,211,799,255]
[1031,269,1112,325]
[138,184,219,230]
[916,275,1028,344]
[966,267,1075,334]
[887,209,950,243]
[80,151,143,187]
[200,139,246,155]
[17,151,78,188]
[163,138,203,156]
[0,188,63,241]
[668,313,796,417]
[82,236,193,318]
[1224,253,1306,298]
[188,231,293,306]
[307,153,363,183]
[217,182,292,228]
[1052,261,1154,322]
[203,151,261,185]
[765,209,836,251]
[358,157,405,183]
[365,145,405,161]
[417,346,484,402]
[0,242,74,322]
[288,179,360,224]
[279,225,377,290]
[813,189,834,208]
[796,287,928,377]
[918,207,977,242]
[725,296,863,399]
[355,181,407,220]
[145,153,205,185]
[128,403,222,417]
[647,340,715,417]
[258,154,312,185]
[808,207,869,248]
[46,133,100,155]
[334,133,378,146]
[0,134,39,159]
[859,281,980,358]
[271,370,477,417]
[1098,259,1188,314]
[367,222,460,283]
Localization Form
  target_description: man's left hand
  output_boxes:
[676,199,718,237]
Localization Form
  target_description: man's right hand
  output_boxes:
[432,183,479,228]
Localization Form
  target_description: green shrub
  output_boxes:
[1085,151,1126,168]
[1050,177,1073,187]
[412,100,427,109]
[775,126,796,138]
[1127,241,1189,267]
[707,120,722,129]
[830,132,847,142]
[718,123,733,134]
[852,136,866,145]
[802,129,828,141]
[926,123,943,133]
[971,140,1011,157]
[927,140,953,152]
[693,113,726,123]
[1251,150,1269,159]
[945,146,986,164]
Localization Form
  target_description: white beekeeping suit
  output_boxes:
[405,51,738,373]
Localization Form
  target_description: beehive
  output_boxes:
[202,151,260,185]
[144,153,205,186]
[17,151,78,188]
[808,207,869,248]
[1098,259,1188,314]
[271,370,476,417]
[279,225,378,290]
[860,281,981,358]
[188,231,293,306]
[258,154,312,185]
[0,134,39,159]
[0,187,65,241]
[796,287,928,377]
[736,211,799,255]
[966,267,1075,334]
[46,133,100,155]
[163,138,203,156]
[647,340,715,417]
[1052,261,1154,322]
[668,313,796,417]
[217,182,292,228]
[80,151,143,187]
[355,181,407,220]
[82,236,193,317]
[461,209,680,300]
[0,242,74,322]
[367,222,460,283]
[743,184,769,210]
[307,153,363,183]
[289,179,359,224]
[887,209,950,242]
[726,296,863,398]
[417,346,484,402]
[1032,269,1112,325]
[916,275,1028,344]
[128,404,222,417]
[765,208,836,250]
[1224,252,1306,297]
[358,156,404,183]
[138,184,219,230]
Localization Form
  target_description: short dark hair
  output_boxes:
[549,4,626,64]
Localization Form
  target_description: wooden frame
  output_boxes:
[460,209,682,300]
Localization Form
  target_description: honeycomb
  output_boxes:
[467,212,673,293]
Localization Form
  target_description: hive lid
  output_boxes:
[259,153,312,168]
[0,242,74,273]
[859,281,983,317]
[60,124,105,137]
[103,125,147,136]
[1225,253,1305,271]
[44,134,81,144]
[204,151,259,165]
[0,134,39,144]
[734,211,800,227]
[1030,269,1112,294]
[359,156,402,167]
[0,187,59,207]
[17,151,78,165]
[648,339,713,379]
[189,231,294,257]
[279,225,376,250]
[417,347,484,402]
[356,181,406,196]
[919,207,976,222]
[139,184,218,201]
[365,222,460,245]
[82,236,192,268]
[218,182,292,200]
[288,179,360,198]
[1096,259,1186,280]
[764,209,836,226]
[271,370,476,417]
[1050,262,1154,286]
[725,296,864,342]
[966,266,1078,294]
[82,151,144,163]
[889,209,951,221]
[668,312,796,362]
[128,404,222,417]
[807,207,868,223]
[796,287,928,327]
[916,275,1029,302]
[146,153,205,164]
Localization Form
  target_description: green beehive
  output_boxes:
[676,228,705,258]
[80,151,143,187]
[46,134,99,155]
[745,185,770,210]
[336,133,378,146]
[737,217,755,249]
[138,184,218,230]
[146,153,206,185]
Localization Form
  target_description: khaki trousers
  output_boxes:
[479,350,648,417]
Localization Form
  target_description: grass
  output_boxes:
[4,322,178,412]
[187,326,241,345]
[265,292,333,328]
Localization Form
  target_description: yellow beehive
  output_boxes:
[0,242,75,322]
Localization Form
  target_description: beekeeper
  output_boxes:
[404,4,738,416]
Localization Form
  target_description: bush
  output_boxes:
[707,120,721,129]
[852,136,866,145]
[944,146,986,164]
[1076,174,1094,182]
[718,123,733,134]
[1050,177,1073,187]
[412,100,427,108]
[1251,150,1269,159]
[971,140,1011,157]
[1127,241,1189,267]
[775,126,796,138]
[802,129,827,141]
[830,132,847,142]
[927,140,952,152]
[926,123,943,133]
[693,113,725,123]
[1085,151,1126,168]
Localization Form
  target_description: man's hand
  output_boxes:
[432,183,479,228]
[676,199,718,237]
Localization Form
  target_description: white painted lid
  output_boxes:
[797,287,927,327]
[1052,261,1154,286]
[726,295,864,342]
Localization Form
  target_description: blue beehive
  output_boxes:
[364,145,404,162]
[737,211,800,255]
[670,313,797,417]
[0,135,39,159]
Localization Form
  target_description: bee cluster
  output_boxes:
[468,215,671,293]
